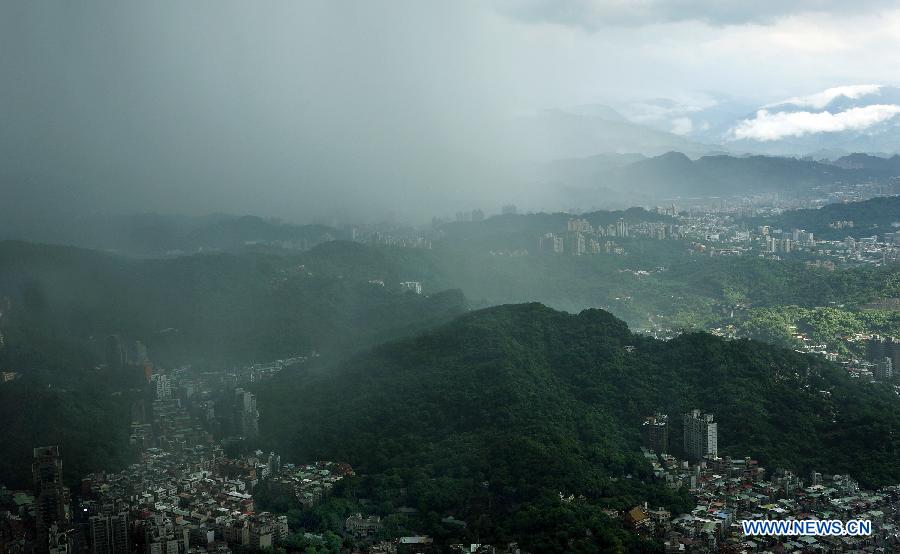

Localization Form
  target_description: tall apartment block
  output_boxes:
[641,413,669,454]
[90,512,129,554]
[683,410,718,461]
[33,446,72,553]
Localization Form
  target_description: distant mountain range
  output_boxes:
[517,86,900,203]
[530,86,900,160]
[513,109,719,161]
[539,150,887,201]
[831,152,900,173]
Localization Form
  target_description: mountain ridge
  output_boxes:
[257,302,900,549]
[542,150,881,198]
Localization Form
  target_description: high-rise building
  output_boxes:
[130,340,149,366]
[234,388,259,439]
[90,512,129,554]
[569,232,586,256]
[33,446,72,553]
[876,357,894,381]
[683,410,717,461]
[154,374,173,400]
[47,523,71,554]
[567,218,592,233]
[0,300,6,351]
[641,413,669,454]
[399,281,423,294]
[539,233,564,254]
[810,470,822,486]
[616,219,628,238]
[104,335,127,370]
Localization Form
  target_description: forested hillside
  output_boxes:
[744,195,900,239]
[0,240,466,488]
[0,240,466,368]
[256,303,900,551]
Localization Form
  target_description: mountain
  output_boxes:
[0,239,468,488]
[0,240,466,368]
[610,95,759,146]
[830,153,900,173]
[745,195,900,239]
[513,109,718,161]
[0,362,137,490]
[258,303,900,551]
[543,151,874,199]
[181,215,338,252]
[437,207,673,248]
[537,152,647,184]
[0,212,344,256]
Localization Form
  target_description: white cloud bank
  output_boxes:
[731,104,900,141]
[768,84,883,109]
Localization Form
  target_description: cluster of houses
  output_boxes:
[627,448,900,552]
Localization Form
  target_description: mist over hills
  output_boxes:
[513,109,717,161]
[523,88,900,205]
[0,239,466,486]
[0,213,345,257]
[4,3,900,551]
[1,206,898,549]
[6,85,900,229]
[3,149,895,252]
[0,240,466,367]
[538,150,879,202]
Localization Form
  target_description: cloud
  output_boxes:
[0,1,544,223]
[502,0,898,29]
[670,117,694,135]
[730,104,900,141]
[621,98,709,123]
[767,84,883,109]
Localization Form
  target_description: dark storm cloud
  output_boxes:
[3,1,899,227]
[0,1,530,223]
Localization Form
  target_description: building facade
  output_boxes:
[683,410,717,461]
[33,446,72,553]
[642,413,669,454]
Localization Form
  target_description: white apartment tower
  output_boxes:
[683,409,718,461]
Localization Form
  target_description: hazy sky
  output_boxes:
[2,1,899,223]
